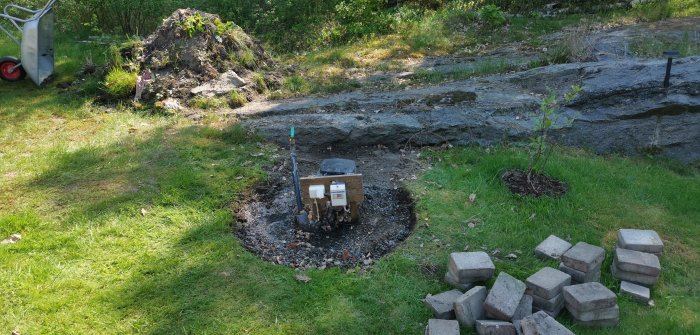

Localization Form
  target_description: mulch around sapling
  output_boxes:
[234,147,424,269]
[501,169,568,197]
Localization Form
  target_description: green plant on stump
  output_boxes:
[527,85,583,179]
[104,68,138,98]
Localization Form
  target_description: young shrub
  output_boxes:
[104,68,137,98]
[229,90,248,108]
[478,4,506,27]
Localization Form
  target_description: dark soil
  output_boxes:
[501,169,568,197]
[234,147,425,269]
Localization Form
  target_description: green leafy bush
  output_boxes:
[479,4,506,27]
[104,68,137,98]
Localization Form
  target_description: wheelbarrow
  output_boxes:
[0,0,55,85]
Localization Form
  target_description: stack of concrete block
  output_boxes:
[612,229,663,290]
[520,311,574,335]
[525,267,571,317]
[425,319,460,335]
[445,251,496,291]
[563,282,619,327]
[534,235,572,260]
[559,242,605,284]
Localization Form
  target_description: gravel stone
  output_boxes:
[484,272,527,321]
[520,311,574,335]
[561,242,605,273]
[526,267,571,300]
[558,262,601,283]
[620,281,651,304]
[614,248,661,276]
[563,282,617,312]
[448,252,496,282]
[476,320,517,335]
[534,235,572,260]
[424,290,464,319]
[454,286,488,327]
[611,261,659,286]
[425,319,460,335]
[617,229,663,254]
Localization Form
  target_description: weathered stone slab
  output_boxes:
[611,262,659,287]
[558,262,601,283]
[572,317,619,327]
[617,229,663,254]
[445,271,476,291]
[620,281,651,304]
[532,293,564,312]
[615,248,661,276]
[512,294,533,321]
[484,272,527,321]
[526,267,571,300]
[563,282,617,312]
[569,305,619,322]
[424,290,463,319]
[476,320,517,335]
[454,286,487,327]
[449,252,496,282]
[534,235,572,260]
[561,242,605,272]
[520,311,574,335]
[425,319,460,335]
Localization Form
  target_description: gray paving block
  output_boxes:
[520,311,574,335]
[484,272,527,321]
[476,320,517,335]
[424,290,463,319]
[558,262,601,283]
[572,317,619,327]
[426,319,460,335]
[526,267,571,300]
[563,282,617,312]
[532,305,563,318]
[449,252,496,282]
[561,242,605,273]
[444,271,476,291]
[454,286,487,327]
[512,294,533,321]
[611,262,659,287]
[534,235,572,260]
[532,293,564,312]
[617,229,663,254]
[620,281,651,304]
[569,305,619,322]
[614,248,661,276]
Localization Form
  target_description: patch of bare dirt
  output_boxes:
[501,169,568,197]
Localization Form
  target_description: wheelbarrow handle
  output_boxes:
[4,4,41,16]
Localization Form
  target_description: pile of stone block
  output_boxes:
[445,251,496,291]
[612,229,663,301]
[564,282,619,327]
[474,272,533,334]
[526,267,571,317]
[559,242,605,284]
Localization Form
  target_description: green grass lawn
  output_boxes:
[2,17,700,335]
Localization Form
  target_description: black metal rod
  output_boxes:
[291,147,303,212]
[664,57,673,88]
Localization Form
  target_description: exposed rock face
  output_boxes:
[240,57,700,163]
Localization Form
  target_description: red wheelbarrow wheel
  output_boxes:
[0,57,27,82]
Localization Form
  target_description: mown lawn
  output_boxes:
[2,30,700,335]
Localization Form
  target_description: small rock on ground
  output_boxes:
[619,280,651,304]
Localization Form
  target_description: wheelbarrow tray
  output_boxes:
[21,6,54,85]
